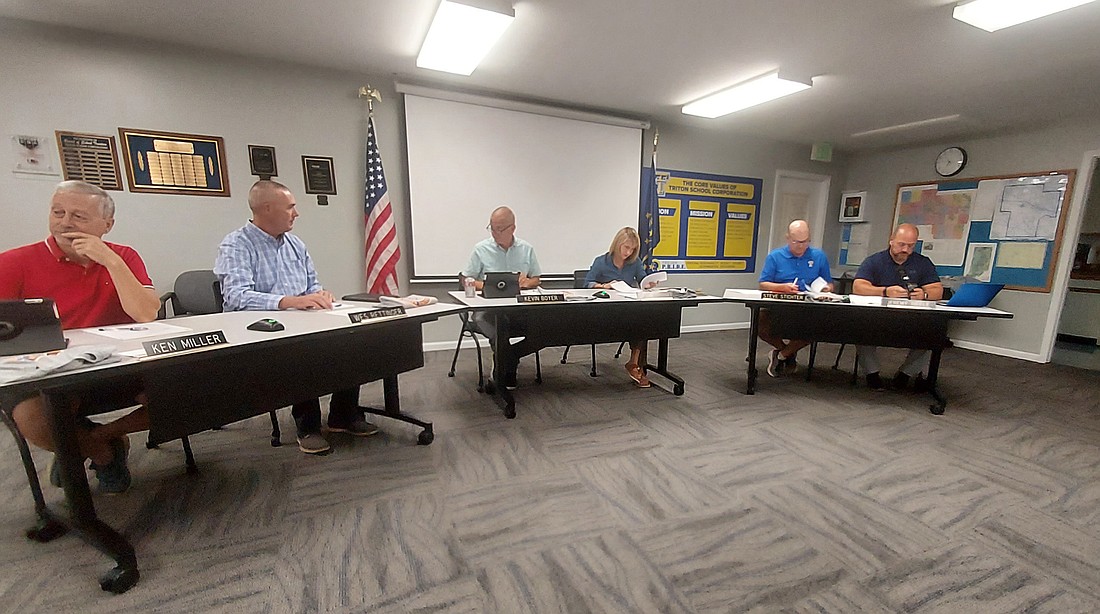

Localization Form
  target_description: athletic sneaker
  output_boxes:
[328,417,380,437]
[783,355,798,375]
[766,349,783,378]
[89,436,131,494]
[297,432,331,454]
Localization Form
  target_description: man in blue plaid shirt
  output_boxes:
[215,180,378,454]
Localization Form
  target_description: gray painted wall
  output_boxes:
[842,120,1100,359]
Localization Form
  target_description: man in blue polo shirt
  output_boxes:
[758,220,833,377]
[852,223,943,391]
[461,206,541,389]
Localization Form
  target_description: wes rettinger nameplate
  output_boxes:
[348,306,406,323]
[142,331,228,356]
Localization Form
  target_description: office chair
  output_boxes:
[559,269,626,377]
[152,270,282,468]
[447,274,540,390]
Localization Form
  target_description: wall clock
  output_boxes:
[935,146,967,177]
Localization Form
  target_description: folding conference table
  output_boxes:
[449,289,724,418]
[722,289,1013,414]
[0,301,462,593]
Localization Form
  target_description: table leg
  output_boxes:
[644,338,685,396]
[42,389,139,594]
[361,376,435,445]
[926,348,947,415]
[746,306,760,394]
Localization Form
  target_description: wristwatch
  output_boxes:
[882,287,887,297]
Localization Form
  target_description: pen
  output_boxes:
[793,277,799,290]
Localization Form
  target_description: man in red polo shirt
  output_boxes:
[0,180,159,493]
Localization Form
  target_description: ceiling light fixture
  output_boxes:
[417,0,515,76]
[681,71,812,119]
[952,0,1098,32]
[850,114,962,138]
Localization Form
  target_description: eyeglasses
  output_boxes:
[486,223,514,233]
[789,238,810,245]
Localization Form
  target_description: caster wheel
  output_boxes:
[447,370,455,377]
[270,438,282,447]
[417,430,434,445]
[99,566,140,594]
[26,518,67,543]
[929,404,945,416]
[673,384,685,396]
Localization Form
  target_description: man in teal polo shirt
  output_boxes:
[461,206,541,389]
[758,220,833,377]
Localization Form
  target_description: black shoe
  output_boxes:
[892,371,910,390]
[913,374,931,393]
[866,372,885,391]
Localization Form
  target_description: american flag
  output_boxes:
[364,116,400,295]
[639,131,661,273]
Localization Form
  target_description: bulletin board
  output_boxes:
[893,170,1076,292]
[649,168,763,273]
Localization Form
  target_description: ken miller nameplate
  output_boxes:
[142,331,228,356]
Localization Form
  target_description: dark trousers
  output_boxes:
[291,387,360,437]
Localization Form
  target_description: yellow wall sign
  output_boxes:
[649,169,762,273]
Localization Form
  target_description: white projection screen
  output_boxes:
[404,93,643,279]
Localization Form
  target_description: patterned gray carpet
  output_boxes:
[1,330,1099,613]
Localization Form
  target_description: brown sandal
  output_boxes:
[626,363,651,388]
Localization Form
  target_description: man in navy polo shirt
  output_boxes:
[852,223,943,391]
[758,220,833,377]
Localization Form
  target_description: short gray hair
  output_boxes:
[54,180,115,219]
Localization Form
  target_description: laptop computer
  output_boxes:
[944,283,1004,308]
[0,299,68,356]
[482,272,520,298]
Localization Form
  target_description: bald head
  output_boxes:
[786,219,812,257]
[888,224,920,264]
[488,206,517,248]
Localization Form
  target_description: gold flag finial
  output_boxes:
[358,85,382,115]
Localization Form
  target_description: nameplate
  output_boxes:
[882,298,937,308]
[348,306,406,323]
[142,331,228,356]
[761,292,812,302]
[517,293,566,303]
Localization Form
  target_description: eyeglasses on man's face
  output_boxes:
[486,223,514,233]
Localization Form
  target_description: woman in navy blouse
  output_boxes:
[583,227,657,387]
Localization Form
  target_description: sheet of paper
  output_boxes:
[809,276,829,293]
[609,280,637,294]
[87,322,190,340]
[723,288,762,299]
[641,271,667,287]
[997,242,1047,269]
[845,223,871,265]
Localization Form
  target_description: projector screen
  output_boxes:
[404,93,643,279]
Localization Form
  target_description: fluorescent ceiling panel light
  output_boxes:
[953,0,1098,32]
[851,114,962,138]
[682,71,812,119]
[417,0,514,75]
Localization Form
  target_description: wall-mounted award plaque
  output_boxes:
[302,155,336,195]
[55,131,123,190]
[248,144,277,178]
[118,127,230,197]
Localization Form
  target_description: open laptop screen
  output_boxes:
[0,299,68,356]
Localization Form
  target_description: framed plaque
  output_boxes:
[839,190,866,223]
[302,155,336,195]
[248,144,277,178]
[55,131,123,190]
[118,127,230,197]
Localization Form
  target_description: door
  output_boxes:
[768,171,831,251]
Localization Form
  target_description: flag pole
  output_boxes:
[358,84,401,296]
[358,85,382,116]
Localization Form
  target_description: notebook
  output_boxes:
[944,283,1004,308]
[0,299,68,356]
[482,272,520,298]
